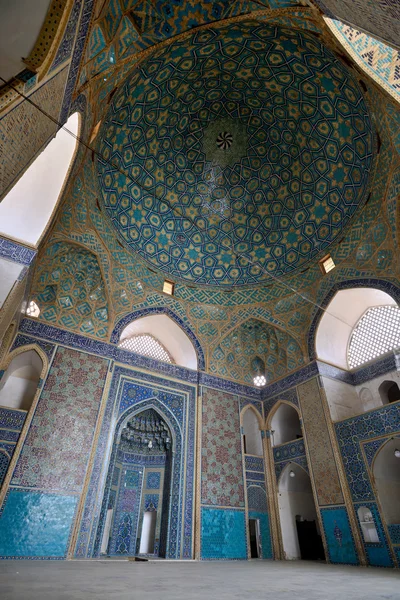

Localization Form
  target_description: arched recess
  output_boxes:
[372,438,400,529]
[378,381,400,405]
[268,402,302,448]
[112,307,204,370]
[310,281,400,368]
[0,112,80,247]
[241,405,263,456]
[0,347,44,411]
[95,399,185,559]
[277,462,324,561]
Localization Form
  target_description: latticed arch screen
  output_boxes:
[118,334,173,363]
[348,305,400,369]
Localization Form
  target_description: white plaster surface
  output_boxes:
[0,349,42,410]
[0,258,24,309]
[0,0,51,80]
[242,408,263,456]
[316,288,397,369]
[278,464,319,560]
[0,113,79,246]
[322,376,363,421]
[120,314,198,369]
[2,558,399,599]
[270,403,302,447]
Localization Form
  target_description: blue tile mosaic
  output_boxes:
[144,494,159,511]
[244,456,264,473]
[50,0,83,72]
[201,508,247,560]
[0,489,77,558]
[0,452,10,488]
[247,485,268,513]
[0,237,36,266]
[320,507,358,565]
[59,0,94,125]
[273,439,305,462]
[10,334,55,362]
[388,524,400,545]
[263,382,301,416]
[248,511,272,559]
[335,404,400,501]
[245,471,265,482]
[0,408,26,431]
[275,456,309,481]
[146,472,161,490]
[78,366,196,560]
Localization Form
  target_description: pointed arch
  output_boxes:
[111,307,204,370]
[266,401,302,448]
[240,404,263,456]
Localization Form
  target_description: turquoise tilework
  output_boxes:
[201,507,247,559]
[320,507,358,565]
[0,489,77,558]
[248,511,273,559]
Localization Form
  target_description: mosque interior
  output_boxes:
[0,0,399,578]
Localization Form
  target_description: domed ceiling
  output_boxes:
[97,21,375,287]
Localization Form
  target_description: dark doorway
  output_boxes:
[249,518,260,558]
[296,518,325,561]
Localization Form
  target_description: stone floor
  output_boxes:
[0,560,399,600]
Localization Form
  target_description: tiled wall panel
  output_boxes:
[11,346,108,492]
[320,507,359,565]
[201,508,247,560]
[201,388,244,507]
[297,378,344,506]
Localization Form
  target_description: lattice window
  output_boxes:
[118,335,173,363]
[348,305,400,369]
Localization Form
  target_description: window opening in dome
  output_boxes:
[319,254,335,274]
[347,305,400,369]
[118,334,173,363]
[163,280,174,296]
[26,300,40,318]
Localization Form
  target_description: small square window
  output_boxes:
[319,254,335,274]
[163,280,174,295]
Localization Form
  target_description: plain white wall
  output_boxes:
[0,258,24,309]
[0,0,52,80]
[119,314,198,370]
[316,289,397,369]
[278,465,318,560]
[139,511,157,554]
[271,404,302,447]
[0,113,79,246]
[322,376,363,421]
[242,409,263,456]
[0,350,42,411]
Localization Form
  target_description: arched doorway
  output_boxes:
[373,439,400,533]
[242,407,263,456]
[100,408,173,558]
[0,348,43,411]
[278,463,325,561]
[270,403,302,447]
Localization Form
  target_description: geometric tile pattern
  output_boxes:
[201,388,244,507]
[273,438,305,462]
[146,472,160,489]
[32,241,109,339]
[11,346,109,492]
[335,404,400,501]
[327,20,400,104]
[201,507,247,559]
[247,485,268,513]
[210,318,304,385]
[297,378,344,506]
[320,506,359,565]
[81,0,303,86]
[97,21,374,287]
